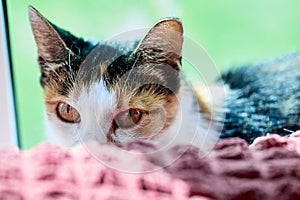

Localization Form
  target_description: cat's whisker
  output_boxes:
[67,45,76,83]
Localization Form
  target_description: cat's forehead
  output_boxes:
[76,41,137,87]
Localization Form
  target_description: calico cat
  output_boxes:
[28,6,300,151]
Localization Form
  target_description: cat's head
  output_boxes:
[28,6,183,146]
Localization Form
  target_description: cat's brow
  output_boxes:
[44,61,65,81]
[44,60,75,93]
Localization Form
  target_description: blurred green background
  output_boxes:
[6,0,300,149]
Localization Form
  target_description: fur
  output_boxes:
[29,6,300,151]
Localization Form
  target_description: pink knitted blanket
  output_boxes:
[1,132,300,200]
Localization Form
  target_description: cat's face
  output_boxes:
[28,7,183,146]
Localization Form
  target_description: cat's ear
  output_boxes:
[28,6,69,62]
[133,18,183,70]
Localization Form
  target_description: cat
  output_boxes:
[28,6,300,151]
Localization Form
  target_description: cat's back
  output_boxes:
[220,53,300,90]
[219,53,300,142]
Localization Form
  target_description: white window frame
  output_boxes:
[0,0,19,147]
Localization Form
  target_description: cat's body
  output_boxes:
[221,54,300,142]
[29,7,300,151]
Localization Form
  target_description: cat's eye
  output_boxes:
[56,102,81,123]
[114,109,143,129]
